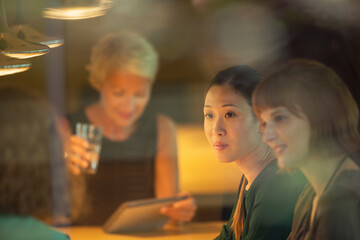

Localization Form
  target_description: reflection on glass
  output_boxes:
[0,54,31,76]
[0,0,49,59]
[0,32,49,59]
[11,24,64,49]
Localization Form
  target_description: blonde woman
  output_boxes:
[66,32,196,225]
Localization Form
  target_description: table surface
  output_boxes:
[57,221,224,240]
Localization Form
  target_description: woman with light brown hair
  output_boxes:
[0,86,81,240]
[204,65,305,240]
[253,59,360,239]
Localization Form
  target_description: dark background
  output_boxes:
[1,0,359,125]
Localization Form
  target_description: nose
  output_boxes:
[121,95,135,112]
[212,118,226,137]
[262,122,277,143]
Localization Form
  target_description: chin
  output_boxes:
[114,118,136,128]
[216,154,236,163]
[277,156,298,171]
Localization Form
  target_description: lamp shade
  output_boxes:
[0,32,49,59]
[0,0,49,59]
[0,54,31,76]
[10,0,64,49]
[43,0,113,20]
[11,24,64,48]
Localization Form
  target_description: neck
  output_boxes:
[300,153,346,196]
[235,141,274,190]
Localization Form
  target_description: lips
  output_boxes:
[273,145,286,156]
[117,112,133,119]
[213,142,228,150]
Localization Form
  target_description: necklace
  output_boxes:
[309,155,348,227]
[323,155,348,193]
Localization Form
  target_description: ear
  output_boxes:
[257,121,264,134]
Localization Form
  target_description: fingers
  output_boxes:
[66,135,90,174]
[68,162,82,175]
[160,194,197,222]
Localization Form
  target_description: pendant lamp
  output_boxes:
[0,0,49,59]
[43,0,113,20]
[10,0,64,49]
[0,54,31,76]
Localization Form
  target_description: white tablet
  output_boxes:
[102,195,187,233]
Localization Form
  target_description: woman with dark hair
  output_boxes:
[0,87,81,240]
[204,65,305,240]
[253,59,360,239]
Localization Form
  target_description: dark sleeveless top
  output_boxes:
[67,105,157,225]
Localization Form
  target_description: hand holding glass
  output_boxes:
[76,123,103,174]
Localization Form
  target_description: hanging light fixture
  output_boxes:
[43,0,113,20]
[11,25,64,49]
[11,0,64,49]
[0,54,31,76]
[10,0,64,48]
[0,0,49,59]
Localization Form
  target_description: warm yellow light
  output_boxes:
[0,54,31,76]
[43,7,106,20]
[42,1,113,20]
[177,124,242,194]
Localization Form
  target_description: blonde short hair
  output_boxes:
[88,32,159,88]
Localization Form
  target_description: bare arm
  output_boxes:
[155,114,197,222]
[154,114,178,197]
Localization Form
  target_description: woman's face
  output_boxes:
[260,106,311,170]
[100,70,152,128]
[204,85,262,163]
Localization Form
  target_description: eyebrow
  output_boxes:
[270,108,287,117]
[204,103,239,108]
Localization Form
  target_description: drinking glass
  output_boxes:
[76,123,103,174]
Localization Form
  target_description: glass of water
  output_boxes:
[76,123,103,174]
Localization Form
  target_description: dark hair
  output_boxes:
[206,65,263,107]
[0,87,77,223]
[253,59,360,156]
[206,65,263,240]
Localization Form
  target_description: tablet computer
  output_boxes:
[102,195,187,233]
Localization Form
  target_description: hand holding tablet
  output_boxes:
[160,193,197,223]
[103,195,189,233]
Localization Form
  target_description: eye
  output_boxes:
[113,91,125,97]
[204,113,213,119]
[260,120,266,129]
[135,92,146,97]
[273,115,287,122]
[225,112,236,118]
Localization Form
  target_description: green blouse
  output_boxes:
[0,214,69,240]
[287,169,360,240]
[214,161,306,240]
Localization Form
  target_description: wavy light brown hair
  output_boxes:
[0,87,82,224]
[253,59,360,157]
